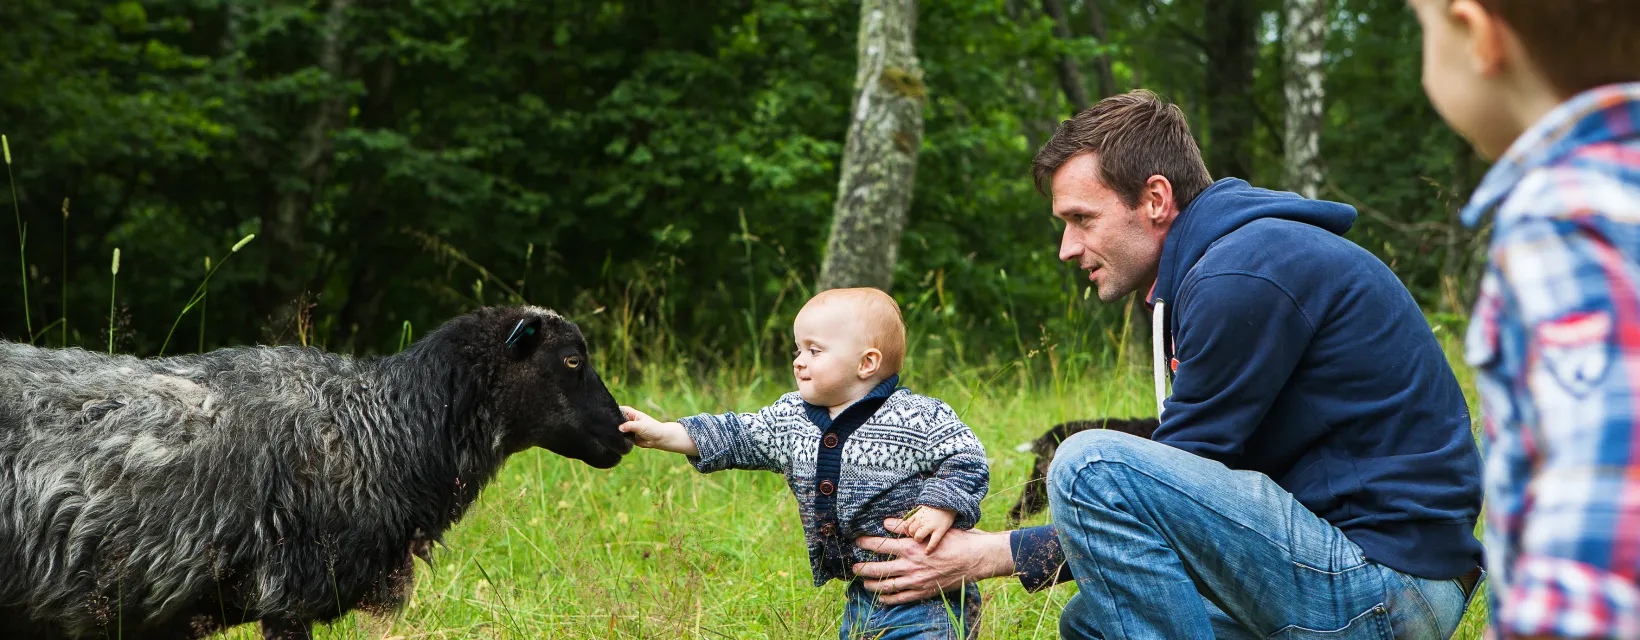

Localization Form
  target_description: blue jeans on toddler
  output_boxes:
[1048,430,1484,639]
[841,579,981,640]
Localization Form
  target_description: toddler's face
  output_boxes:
[792,301,870,407]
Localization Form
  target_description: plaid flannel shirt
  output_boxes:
[1462,82,1640,638]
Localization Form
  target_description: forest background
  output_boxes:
[0,0,1492,636]
[0,0,1483,365]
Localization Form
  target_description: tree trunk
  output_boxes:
[1085,0,1118,99]
[1041,0,1091,113]
[817,0,924,293]
[1205,0,1258,180]
[334,57,398,350]
[260,0,353,318]
[1282,0,1328,199]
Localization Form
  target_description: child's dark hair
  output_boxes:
[1473,0,1640,97]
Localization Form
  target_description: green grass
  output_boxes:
[198,327,1489,639]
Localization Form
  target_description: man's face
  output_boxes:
[1051,153,1170,303]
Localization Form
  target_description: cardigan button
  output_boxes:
[823,433,840,448]
[821,522,838,536]
[818,480,836,496]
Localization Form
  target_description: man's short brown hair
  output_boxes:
[1031,89,1214,211]
[1473,0,1640,98]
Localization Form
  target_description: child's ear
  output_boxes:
[1450,0,1508,76]
[858,348,883,379]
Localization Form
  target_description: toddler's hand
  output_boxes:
[618,406,699,455]
[902,505,957,553]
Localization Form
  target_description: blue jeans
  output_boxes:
[840,579,981,640]
[1048,430,1483,639]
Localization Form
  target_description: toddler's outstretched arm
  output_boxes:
[619,406,699,456]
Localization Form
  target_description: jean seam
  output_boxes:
[1393,570,1442,635]
[1266,603,1389,638]
[1289,558,1373,576]
[1062,462,1152,640]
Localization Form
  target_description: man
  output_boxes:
[851,90,1486,638]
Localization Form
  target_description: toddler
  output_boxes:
[619,287,988,640]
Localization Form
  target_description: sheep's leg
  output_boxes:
[260,617,313,640]
[1008,459,1051,525]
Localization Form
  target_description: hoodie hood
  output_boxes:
[1150,178,1357,306]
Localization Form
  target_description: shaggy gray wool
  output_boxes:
[0,306,631,639]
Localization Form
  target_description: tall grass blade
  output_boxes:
[158,235,254,356]
[5,134,34,342]
[61,198,68,346]
[108,248,119,355]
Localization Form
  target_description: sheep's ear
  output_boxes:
[505,317,544,358]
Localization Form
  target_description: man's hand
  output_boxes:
[851,517,1017,606]
[902,506,958,553]
[618,406,699,455]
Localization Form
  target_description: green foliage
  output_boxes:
[0,0,1487,370]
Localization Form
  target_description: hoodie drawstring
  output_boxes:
[1152,300,1168,418]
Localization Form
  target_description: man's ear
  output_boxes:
[858,348,883,379]
[1141,175,1178,226]
[1450,0,1507,76]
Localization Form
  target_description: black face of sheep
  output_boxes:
[487,309,633,467]
[0,305,631,640]
[1007,417,1160,525]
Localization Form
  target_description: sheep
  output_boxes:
[1007,417,1159,525]
[0,305,633,639]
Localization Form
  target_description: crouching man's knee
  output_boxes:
[1047,429,1154,506]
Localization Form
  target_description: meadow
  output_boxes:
[5,142,1489,638]
[194,320,1490,639]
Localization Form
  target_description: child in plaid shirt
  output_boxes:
[1410,1,1640,636]
[618,287,988,639]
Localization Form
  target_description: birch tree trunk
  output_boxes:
[1282,0,1328,199]
[817,0,924,293]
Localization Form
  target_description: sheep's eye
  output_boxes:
[563,355,581,369]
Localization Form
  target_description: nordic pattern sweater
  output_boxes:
[679,376,989,586]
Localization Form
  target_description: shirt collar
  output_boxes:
[804,374,902,428]
[1461,82,1640,227]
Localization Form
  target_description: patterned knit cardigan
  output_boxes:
[679,385,989,586]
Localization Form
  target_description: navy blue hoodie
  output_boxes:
[1145,178,1484,579]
